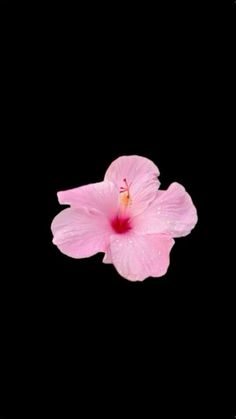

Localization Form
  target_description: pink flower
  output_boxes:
[51,155,197,281]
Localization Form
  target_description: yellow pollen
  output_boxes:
[119,178,132,207]
[120,191,132,207]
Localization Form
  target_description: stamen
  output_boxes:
[119,178,130,199]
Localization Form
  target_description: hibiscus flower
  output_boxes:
[51,155,197,281]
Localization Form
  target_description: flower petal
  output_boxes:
[109,233,174,281]
[51,207,113,258]
[105,155,160,188]
[57,181,119,218]
[102,248,113,264]
[134,182,198,237]
[105,155,160,217]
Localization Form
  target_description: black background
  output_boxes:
[1,2,235,418]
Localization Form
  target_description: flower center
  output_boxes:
[111,215,131,234]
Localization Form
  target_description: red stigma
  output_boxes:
[119,178,130,198]
[111,216,131,234]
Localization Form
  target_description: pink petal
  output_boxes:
[109,233,174,281]
[102,248,113,264]
[51,207,113,258]
[104,155,160,217]
[134,182,198,238]
[57,181,119,218]
[105,155,160,188]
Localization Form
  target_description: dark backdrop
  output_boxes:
[0,2,235,418]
